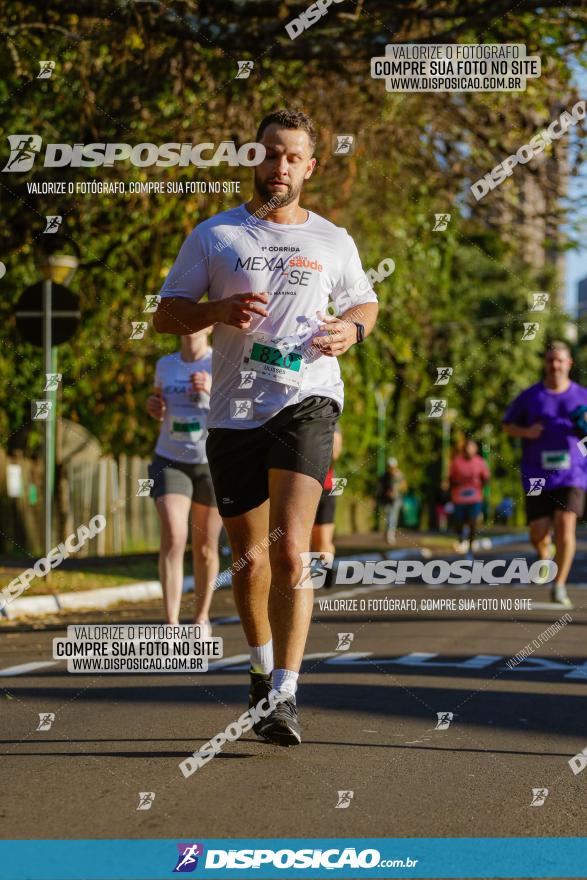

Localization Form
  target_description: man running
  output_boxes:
[147,329,222,634]
[153,108,378,745]
[503,340,587,606]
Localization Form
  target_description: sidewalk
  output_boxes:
[0,529,528,621]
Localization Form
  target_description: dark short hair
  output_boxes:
[256,109,317,153]
[545,340,572,357]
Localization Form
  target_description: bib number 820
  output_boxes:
[251,342,302,372]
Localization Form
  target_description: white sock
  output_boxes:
[250,640,273,675]
[272,668,299,697]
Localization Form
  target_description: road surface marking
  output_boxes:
[0,661,57,677]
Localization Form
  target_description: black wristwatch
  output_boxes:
[353,321,365,344]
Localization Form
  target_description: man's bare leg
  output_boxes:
[221,499,273,655]
[221,471,324,744]
[267,468,323,672]
[552,510,576,605]
[529,516,552,561]
[221,499,277,736]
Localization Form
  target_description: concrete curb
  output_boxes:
[471,533,528,551]
[2,577,193,621]
[0,535,525,620]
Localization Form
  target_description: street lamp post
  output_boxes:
[374,387,389,477]
[440,408,458,532]
[39,254,79,569]
[440,407,458,485]
[480,422,494,514]
[374,384,393,530]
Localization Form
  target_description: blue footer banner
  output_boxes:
[1,838,586,879]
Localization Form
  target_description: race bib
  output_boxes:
[541,450,570,470]
[241,331,306,388]
[171,415,204,442]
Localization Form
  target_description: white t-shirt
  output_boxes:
[159,204,377,429]
[154,349,212,464]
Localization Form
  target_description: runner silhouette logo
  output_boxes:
[297,552,334,589]
[173,843,204,872]
[2,135,42,172]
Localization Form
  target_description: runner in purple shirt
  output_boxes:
[503,340,587,607]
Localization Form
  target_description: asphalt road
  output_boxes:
[1,539,587,849]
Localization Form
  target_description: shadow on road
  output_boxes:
[4,681,587,742]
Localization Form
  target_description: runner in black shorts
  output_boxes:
[206,396,339,516]
[154,108,379,745]
[311,424,342,588]
[147,329,222,632]
[503,341,587,607]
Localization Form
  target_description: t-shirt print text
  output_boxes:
[233,253,324,289]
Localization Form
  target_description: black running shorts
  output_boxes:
[525,486,585,523]
[314,492,336,525]
[148,454,217,506]
[206,395,340,517]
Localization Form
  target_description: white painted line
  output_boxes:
[207,651,340,672]
[0,661,57,677]
[530,601,575,610]
[314,581,399,603]
[324,651,371,665]
[383,549,426,561]
[207,653,250,671]
[341,552,384,562]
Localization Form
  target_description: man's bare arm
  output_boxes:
[311,301,379,357]
[153,293,270,335]
[340,301,379,336]
[152,297,222,335]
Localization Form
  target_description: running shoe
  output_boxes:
[550,583,573,608]
[453,540,469,554]
[533,560,552,584]
[248,669,272,736]
[257,692,302,746]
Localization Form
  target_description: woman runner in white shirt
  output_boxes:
[146,328,222,635]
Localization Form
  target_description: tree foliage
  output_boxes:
[0,1,585,511]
